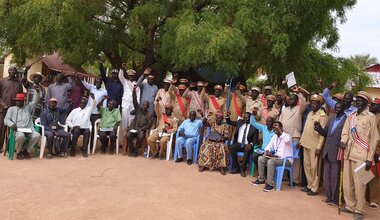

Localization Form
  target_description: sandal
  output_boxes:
[368,202,379,209]
[46,153,53,159]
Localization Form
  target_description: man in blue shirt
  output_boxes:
[99,63,123,107]
[136,68,158,115]
[175,111,204,165]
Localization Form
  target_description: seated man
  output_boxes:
[66,93,96,157]
[226,112,259,177]
[97,96,121,154]
[40,98,71,159]
[174,111,204,165]
[252,121,294,192]
[126,88,153,157]
[4,92,41,160]
[147,103,178,159]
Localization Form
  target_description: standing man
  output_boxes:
[261,85,274,107]
[4,91,41,160]
[203,85,226,119]
[155,79,174,123]
[182,82,207,118]
[321,81,357,116]
[118,64,140,145]
[226,84,246,121]
[46,73,74,118]
[299,94,328,196]
[0,66,22,151]
[314,102,347,206]
[340,91,379,220]
[147,103,178,159]
[136,68,158,115]
[174,111,204,165]
[66,94,96,157]
[226,111,259,177]
[237,86,263,114]
[99,62,123,107]
[22,66,46,120]
[258,95,280,124]
[40,98,71,159]
[169,83,188,124]
[279,87,307,186]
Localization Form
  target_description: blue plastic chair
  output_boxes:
[228,140,252,173]
[173,131,201,164]
[274,141,300,191]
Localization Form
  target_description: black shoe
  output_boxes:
[220,168,226,175]
[175,158,183,163]
[16,153,23,160]
[198,166,206,172]
[301,187,311,192]
[187,159,192,165]
[251,179,266,186]
[353,213,364,220]
[263,184,275,192]
[151,153,159,159]
[46,153,53,159]
[70,149,76,157]
[59,152,67,158]
[23,150,31,159]
[229,168,240,174]
[240,170,246,177]
[82,151,88,157]
[340,206,353,213]
[307,190,318,196]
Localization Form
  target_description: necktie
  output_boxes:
[241,124,248,148]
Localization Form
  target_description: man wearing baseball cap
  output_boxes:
[4,91,41,160]
[340,91,379,219]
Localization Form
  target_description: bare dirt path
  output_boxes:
[0,155,379,220]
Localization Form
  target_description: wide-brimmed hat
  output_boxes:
[13,93,25,101]
[29,72,46,83]
[126,69,136,76]
[356,91,373,103]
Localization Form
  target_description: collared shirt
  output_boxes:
[330,114,346,134]
[46,77,74,110]
[250,116,275,150]
[100,65,123,107]
[322,88,357,116]
[299,109,328,150]
[118,69,140,110]
[99,106,121,129]
[4,93,39,130]
[265,132,294,164]
[136,75,158,114]
[237,123,251,144]
[66,97,95,129]
[178,118,203,138]
[40,107,68,131]
[0,77,22,112]
[81,80,107,114]
[129,110,153,131]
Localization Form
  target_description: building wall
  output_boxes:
[368,87,380,99]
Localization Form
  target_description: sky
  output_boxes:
[330,0,380,60]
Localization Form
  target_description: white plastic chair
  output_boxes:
[59,121,92,155]
[147,130,174,161]
[92,119,120,154]
[34,118,46,158]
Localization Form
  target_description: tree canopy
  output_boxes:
[0,0,369,91]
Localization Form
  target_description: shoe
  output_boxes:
[59,152,67,158]
[263,184,275,192]
[327,202,337,207]
[175,158,183,163]
[229,168,240,174]
[109,150,114,155]
[133,153,138,157]
[127,153,133,157]
[340,206,353,213]
[353,213,364,220]
[23,150,31,159]
[198,166,206,172]
[220,168,226,175]
[307,190,318,196]
[46,153,53,159]
[82,151,88,157]
[16,153,23,160]
[187,159,192,165]
[70,149,76,157]
[151,153,159,159]
[251,179,266,186]
[301,187,311,192]
[240,170,246,177]
[368,202,379,209]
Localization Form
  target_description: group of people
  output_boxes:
[1,63,380,220]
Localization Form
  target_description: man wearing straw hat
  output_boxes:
[22,67,46,120]
[340,91,379,220]
[4,91,41,160]
[299,94,328,196]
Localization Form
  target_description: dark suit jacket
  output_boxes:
[226,117,259,146]
[320,114,347,163]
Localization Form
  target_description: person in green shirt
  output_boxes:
[97,96,121,154]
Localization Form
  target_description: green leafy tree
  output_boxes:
[1,0,370,91]
[349,54,379,69]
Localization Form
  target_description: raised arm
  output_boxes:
[99,63,107,83]
[322,88,337,109]
[298,92,307,114]
[81,79,94,91]
[118,69,127,85]
[250,115,264,132]
[136,74,145,87]
[27,88,41,113]
[65,76,74,90]
[182,88,191,99]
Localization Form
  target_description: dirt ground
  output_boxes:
[0,154,379,220]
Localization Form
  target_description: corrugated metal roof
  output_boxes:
[42,52,96,78]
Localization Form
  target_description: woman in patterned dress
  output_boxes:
[198,113,229,175]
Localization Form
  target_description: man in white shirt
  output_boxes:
[252,121,294,192]
[80,78,107,148]
[66,93,96,157]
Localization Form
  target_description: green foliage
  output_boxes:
[349,54,379,69]
[0,0,370,91]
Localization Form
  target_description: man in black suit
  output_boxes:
[314,102,346,206]
[226,112,259,177]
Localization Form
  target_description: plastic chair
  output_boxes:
[34,118,47,158]
[228,140,252,173]
[173,131,201,164]
[274,141,300,191]
[92,119,120,154]
[5,126,40,160]
[146,130,174,161]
